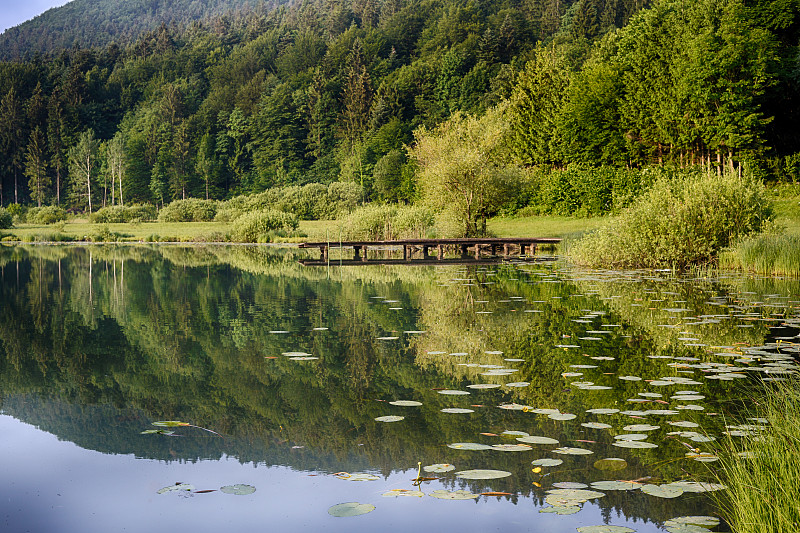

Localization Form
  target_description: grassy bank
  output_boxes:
[715,380,800,533]
[720,233,800,276]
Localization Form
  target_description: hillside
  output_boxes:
[0,0,276,61]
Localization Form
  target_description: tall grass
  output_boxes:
[720,233,800,277]
[715,380,800,533]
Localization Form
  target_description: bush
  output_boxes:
[229,209,299,243]
[91,204,157,223]
[336,204,436,241]
[570,170,773,269]
[27,206,68,224]
[0,207,12,229]
[158,199,218,222]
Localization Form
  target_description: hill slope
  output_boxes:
[0,0,276,60]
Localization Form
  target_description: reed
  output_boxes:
[720,233,800,277]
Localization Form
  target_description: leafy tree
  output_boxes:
[68,129,100,213]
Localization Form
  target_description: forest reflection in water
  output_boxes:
[0,244,797,533]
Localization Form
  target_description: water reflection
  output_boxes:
[1,245,797,532]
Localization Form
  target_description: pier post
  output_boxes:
[474,244,481,260]
[460,244,468,258]
[403,245,410,261]
[437,245,444,260]
[319,246,328,261]
[353,246,362,261]
[503,244,510,258]
[520,243,526,256]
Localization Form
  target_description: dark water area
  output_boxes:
[0,244,797,533]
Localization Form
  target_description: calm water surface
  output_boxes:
[1,245,798,533]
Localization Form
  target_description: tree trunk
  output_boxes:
[86,154,92,214]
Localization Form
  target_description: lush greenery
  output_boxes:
[569,170,773,269]
[720,232,800,277]
[0,0,797,235]
[229,208,300,241]
[715,380,800,533]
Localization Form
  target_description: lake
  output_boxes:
[1,244,797,533]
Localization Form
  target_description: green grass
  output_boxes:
[487,215,607,239]
[714,380,800,533]
[720,233,800,277]
[770,196,800,234]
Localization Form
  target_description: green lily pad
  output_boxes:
[665,526,714,533]
[152,421,186,427]
[441,408,475,414]
[389,400,423,406]
[552,447,594,455]
[622,424,659,431]
[582,422,613,429]
[590,480,642,491]
[492,444,532,452]
[614,434,649,441]
[375,415,405,422]
[382,490,424,498]
[157,483,195,494]
[666,481,726,493]
[686,452,719,462]
[455,469,512,479]
[668,421,700,428]
[545,495,585,506]
[586,408,619,414]
[341,473,380,481]
[553,482,589,489]
[328,502,376,517]
[501,430,530,437]
[429,489,479,500]
[467,384,501,389]
[141,429,175,435]
[549,413,577,421]
[593,458,628,471]
[517,436,559,445]
[539,505,581,515]
[664,516,720,528]
[220,484,256,495]
[438,390,470,395]
[423,463,455,473]
[505,382,531,387]
[547,488,605,501]
[618,376,642,381]
[576,526,635,533]
[641,484,684,498]
[531,458,563,467]
[613,440,658,449]
[447,442,492,450]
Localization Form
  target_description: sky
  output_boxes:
[0,0,73,34]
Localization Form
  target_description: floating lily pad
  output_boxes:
[456,469,512,479]
[141,429,175,435]
[641,484,684,498]
[665,526,715,533]
[220,484,256,495]
[618,376,642,381]
[423,463,455,473]
[505,382,530,387]
[531,458,563,467]
[337,473,380,481]
[545,495,585,507]
[157,483,195,494]
[586,408,619,414]
[492,444,532,452]
[152,421,187,427]
[328,502,376,516]
[501,430,530,437]
[499,403,532,410]
[669,421,700,428]
[546,488,605,501]
[590,481,642,491]
[667,481,726,493]
[549,413,577,421]
[613,440,658,449]
[623,424,659,431]
[389,400,423,407]
[576,526,635,533]
[582,422,613,429]
[539,505,581,515]
[429,489,479,500]
[441,408,475,414]
[382,490,424,498]
[467,384,501,389]
[615,434,649,441]
[664,516,720,528]
[686,452,719,462]
[438,390,470,395]
[376,336,399,340]
[553,482,589,489]
[375,415,405,422]
[448,442,492,450]
[282,351,311,356]
[552,447,594,455]
[593,458,628,471]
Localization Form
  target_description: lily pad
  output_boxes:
[664,516,720,528]
[546,488,605,501]
[501,430,530,437]
[576,526,635,533]
[553,482,589,489]
[539,505,581,515]
[505,382,531,387]
[613,440,658,449]
[593,458,628,471]
[491,444,532,452]
[429,489,479,500]
[665,526,715,533]
[614,434,649,441]
[467,384,501,389]
[423,463,455,473]
[438,390,470,395]
[448,442,492,450]
[220,484,256,495]
[641,484,684,498]
[338,473,380,481]
[666,481,726,493]
[455,469,512,479]
[622,424,659,431]
[441,408,475,414]
[152,421,187,427]
[382,490,424,498]
[375,415,405,422]
[548,413,577,421]
[582,422,613,429]
[389,400,422,407]
[590,481,642,491]
[328,502,376,517]
[531,458,563,467]
[157,483,195,494]
[552,447,594,455]
[586,408,620,415]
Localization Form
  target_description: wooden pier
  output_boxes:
[298,237,561,264]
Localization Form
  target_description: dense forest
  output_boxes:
[0,0,798,222]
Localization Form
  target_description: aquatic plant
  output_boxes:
[720,232,800,277]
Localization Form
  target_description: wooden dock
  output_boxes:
[298,237,561,263]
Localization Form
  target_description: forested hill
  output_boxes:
[0,0,276,61]
[0,0,798,214]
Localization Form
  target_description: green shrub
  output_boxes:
[27,206,68,224]
[229,209,299,243]
[5,203,25,223]
[92,204,157,223]
[570,170,773,269]
[0,207,12,229]
[336,204,436,240]
[158,198,218,222]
